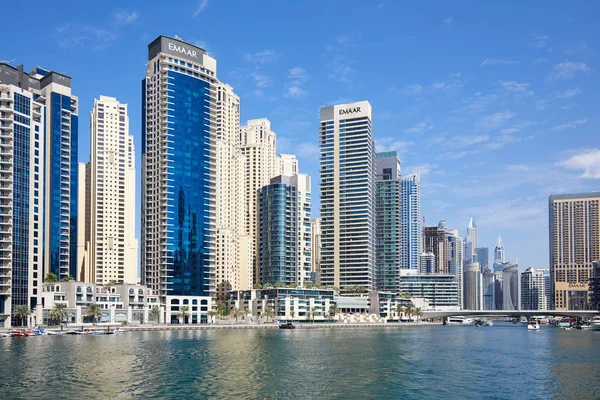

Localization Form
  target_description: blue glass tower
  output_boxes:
[142,36,215,300]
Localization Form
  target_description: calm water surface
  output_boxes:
[1,323,599,399]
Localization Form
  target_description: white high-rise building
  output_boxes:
[494,234,505,264]
[521,267,549,311]
[214,84,251,299]
[78,96,138,285]
[319,101,375,293]
[276,154,298,176]
[401,173,421,270]
[239,118,279,284]
[464,217,477,264]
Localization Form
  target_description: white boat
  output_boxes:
[486,320,494,327]
[113,328,126,333]
[528,320,540,331]
[447,317,474,325]
[591,316,600,331]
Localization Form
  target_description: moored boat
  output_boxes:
[528,320,540,331]
[591,316,600,331]
[279,323,295,329]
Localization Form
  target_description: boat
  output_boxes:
[562,326,572,331]
[528,320,540,331]
[32,328,48,336]
[0,332,10,338]
[520,316,528,324]
[486,320,494,327]
[10,330,26,337]
[279,322,295,329]
[591,316,600,331]
[67,328,91,335]
[112,328,126,334]
[46,330,65,335]
[447,317,474,325]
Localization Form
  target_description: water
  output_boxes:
[1,323,599,399]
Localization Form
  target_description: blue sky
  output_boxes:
[2,0,599,270]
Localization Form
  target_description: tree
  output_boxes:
[207,310,217,324]
[395,304,405,321]
[216,302,225,319]
[263,307,274,322]
[405,306,414,322]
[60,275,75,282]
[177,306,189,324]
[355,286,366,295]
[310,306,317,323]
[231,307,240,323]
[151,306,161,325]
[44,272,58,283]
[275,281,285,288]
[50,303,68,325]
[13,305,32,327]
[290,310,295,323]
[85,303,103,325]
[328,304,339,320]
[108,280,118,285]
[243,307,249,321]
[414,307,424,322]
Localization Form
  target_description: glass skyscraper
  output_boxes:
[375,151,401,292]
[0,63,78,327]
[400,173,421,270]
[319,101,375,293]
[142,36,216,301]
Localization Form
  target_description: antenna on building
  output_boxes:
[174,34,184,41]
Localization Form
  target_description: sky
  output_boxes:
[1,0,599,270]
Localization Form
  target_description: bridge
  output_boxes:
[423,310,599,319]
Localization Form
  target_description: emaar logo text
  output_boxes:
[168,42,198,59]
[339,107,361,115]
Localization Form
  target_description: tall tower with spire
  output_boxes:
[494,234,505,263]
[464,217,477,264]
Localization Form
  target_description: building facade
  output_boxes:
[463,262,482,310]
[401,173,421,270]
[375,151,401,292]
[0,64,78,327]
[420,252,436,274]
[311,218,322,285]
[141,36,217,305]
[590,260,600,311]
[482,267,495,310]
[521,267,549,311]
[78,96,138,285]
[464,218,477,264]
[399,270,460,311]
[549,193,600,310]
[276,154,298,176]
[502,263,519,310]
[476,247,489,272]
[494,234,505,265]
[319,101,375,293]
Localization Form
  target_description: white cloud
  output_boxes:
[552,88,582,99]
[563,41,590,56]
[454,92,499,114]
[548,62,589,79]
[529,33,550,49]
[390,84,423,96]
[403,122,435,135]
[245,49,278,64]
[193,0,209,17]
[403,164,439,176]
[336,35,357,46]
[528,58,549,65]
[328,54,355,84]
[498,81,533,95]
[375,138,414,153]
[251,72,272,88]
[550,119,588,131]
[284,67,310,100]
[500,120,536,135]
[115,10,138,25]
[478,111,516,132]
[480,58,519,67]
[284,86,307,100]
[558,149,600,178]
[442,17,456,28]
[297,142,320,159]
[56,23,118,50]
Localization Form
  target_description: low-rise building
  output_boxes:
[399,270,460,311]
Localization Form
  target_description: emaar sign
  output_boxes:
[167,42,198,59]
[148,36,205,63]
[339,106,361,116]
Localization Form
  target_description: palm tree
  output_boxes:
[328,304,339,321]
[395,304,405,321]
[150,306,161,324]
[290,310,295,323]
[207,310,217,324]
[355,286,366,295]
[13,305,32,327]
[264,307,274,322]
[44,272,58,282]
[216,301,225,319]
[231,307,240,323]
[60,275,75,282]
[405,306,414,322]
[177,306,189,324]
[243,307,249,321]
[50,303,68,325]
[310,306,317,323]
[85,303,103,325]
[414,307,423,322]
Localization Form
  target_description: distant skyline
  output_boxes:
[1,1,598,269]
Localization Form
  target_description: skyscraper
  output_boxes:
[521,267,548,311]
[0,63,78,327]
[464,217,477,264]
[482,267,495,310]
[311,218,322,285]
[258,174,311,286]
[239,118,279,284]
[423,220,451,274]
[590,260,600,311]
[502,263,519,310]
[142,36,217,307]
[494,234,505,264]
[276,154,298,176]
[420,252,436,274]
[78,96,138,285]
[319,101,375,293]
[375,151,401,292]
[401,173,421,270]
[476,247,489,272]
[549,193,600,310]
[463,262,482,310]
